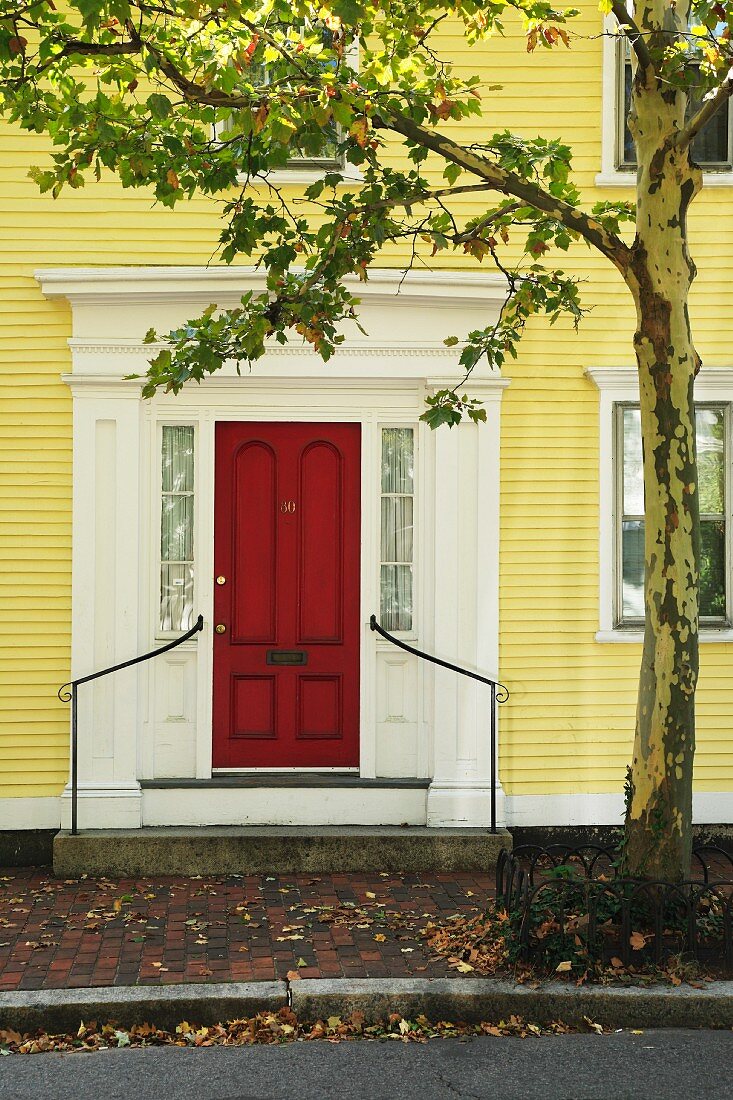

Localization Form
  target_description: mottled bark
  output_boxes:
[622,8,702,881]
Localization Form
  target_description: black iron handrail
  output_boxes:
[58,614,204,835]
[369,614,509,833]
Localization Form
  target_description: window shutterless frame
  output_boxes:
[613,402,731,628]
[615,36,733,171]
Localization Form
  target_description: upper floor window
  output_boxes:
[616,39,733,171]
[616,403,728,627]
[219,22,349,176]
[598,15,733,185]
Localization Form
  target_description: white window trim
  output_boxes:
[587,366,733,643]
[596,18,733,188]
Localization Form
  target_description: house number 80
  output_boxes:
[280,500,296,514]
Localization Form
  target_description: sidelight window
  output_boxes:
[160,425,195,633]
[380,427,415,632]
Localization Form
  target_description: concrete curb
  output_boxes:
[290,978,733,1029]
[2,978,733,1034]
[0,981,287,1034]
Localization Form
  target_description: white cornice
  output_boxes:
[36,265,509,308]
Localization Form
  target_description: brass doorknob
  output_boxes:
[215,623,227,634]
[216,575,227,586]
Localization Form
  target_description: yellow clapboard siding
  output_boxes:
[2,5,733,804]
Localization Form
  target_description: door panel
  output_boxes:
[232,442,278,644]
[213,422,361,768]
[298,441,343,643]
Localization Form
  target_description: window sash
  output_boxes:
[614,403,730,627]
[615,41,733,170]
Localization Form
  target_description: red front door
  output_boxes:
[212,422,361,768]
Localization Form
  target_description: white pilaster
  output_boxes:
[427,381,509,827]
[61,385,142,828]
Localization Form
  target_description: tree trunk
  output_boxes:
[622,41,703,881]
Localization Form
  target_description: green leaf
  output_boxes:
[147,94,172,120]
[443,161,462,186]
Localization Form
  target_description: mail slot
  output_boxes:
[266,650,308,666]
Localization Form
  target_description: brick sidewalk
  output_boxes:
[0,869,493,991]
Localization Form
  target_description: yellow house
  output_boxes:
[1,7,732,861]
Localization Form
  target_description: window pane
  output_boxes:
[162,425,194,492]
[701,520,726,618]
[381,497,413,563]
[622,521,727,621]
[697,407,725,514]
[622,519,645,619]
[622,407,644,515]
[381,428,414,493]
[160,563,194,633]
[380,564,413,632]
[161,494,194,562]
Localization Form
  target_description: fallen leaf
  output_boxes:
[286,970,301,981]
[629,931,647,951]
[555,960,573,973]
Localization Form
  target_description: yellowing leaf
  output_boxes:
[555,960,573,973]
[374,933,387,942]
[629,931,646,950]
[166,169,180,190]
[350,116,369,147]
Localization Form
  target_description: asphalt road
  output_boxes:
[1,1030,732,1100]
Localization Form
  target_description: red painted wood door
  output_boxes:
[212,422,361,768]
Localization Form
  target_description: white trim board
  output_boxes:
[506,791,733,828]
[1,792,730,831]
[0,797,61,830]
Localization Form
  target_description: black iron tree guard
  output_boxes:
[58,614,205,835]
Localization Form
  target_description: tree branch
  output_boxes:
[676,75,733,153]
[54,37,141,59]
[609,1,653,73]
[375,108,631,272]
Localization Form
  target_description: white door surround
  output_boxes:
[37,266,510,829]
